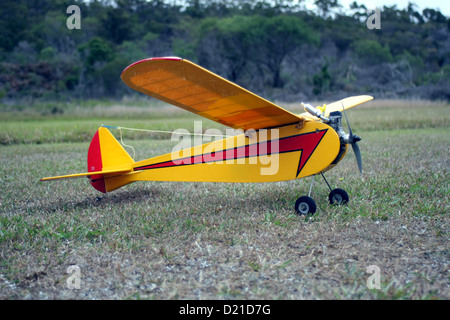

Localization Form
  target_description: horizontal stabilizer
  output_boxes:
[40,168,132,182]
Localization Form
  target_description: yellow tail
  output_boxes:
[87,127,135,192]
[41,127,135,193]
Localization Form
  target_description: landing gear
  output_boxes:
[328,188,349,205]
[295,196,316,215]
[294,173,349,215]
[294,174,317,215]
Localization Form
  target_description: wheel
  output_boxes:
[328,188,349,205]
[295,196,317,215]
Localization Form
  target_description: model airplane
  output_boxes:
[41,57,373,215]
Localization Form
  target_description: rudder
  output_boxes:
[87,127,134,193]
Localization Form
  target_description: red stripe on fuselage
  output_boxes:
[135,130,327,177]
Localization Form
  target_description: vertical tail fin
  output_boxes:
[88,127,134,193]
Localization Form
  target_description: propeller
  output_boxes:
[342,104,363,173]
[302,101,363,173]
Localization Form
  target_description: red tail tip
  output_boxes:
[87,130,106,193]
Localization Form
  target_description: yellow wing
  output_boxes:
[300,95,373,120]
[121,57,304,131]
[322,95,373,116]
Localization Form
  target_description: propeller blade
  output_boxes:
[342,103,353,137]
[352,142,363,173]
[343,103,363,173]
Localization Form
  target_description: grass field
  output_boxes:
[0,99,449,300]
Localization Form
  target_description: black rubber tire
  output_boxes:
[295,196,317,215]
[328,188,349,205]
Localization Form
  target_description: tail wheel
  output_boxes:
[328,188,349,205]
[295,196,317,215]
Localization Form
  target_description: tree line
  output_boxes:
[0,0,449,104]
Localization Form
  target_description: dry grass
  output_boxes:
[0,100,449,300]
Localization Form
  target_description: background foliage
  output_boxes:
[0,0,449,103]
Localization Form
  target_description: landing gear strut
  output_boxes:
[294,173,349,215]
